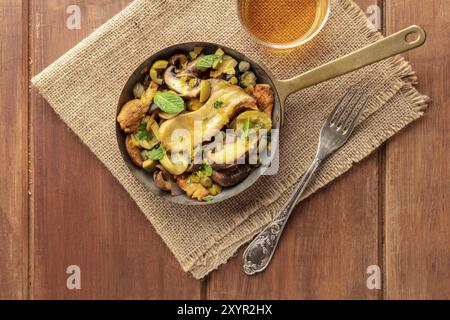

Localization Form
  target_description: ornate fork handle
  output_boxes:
[243,158,321,275]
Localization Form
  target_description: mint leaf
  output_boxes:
[214,100,223,109]
[154,91,185,115]
[137,121,147,132]
[203,195,214,202]
[196,55,222,71]
[144,145,166,161]
[136,130,151,141]
[135,120,152,141]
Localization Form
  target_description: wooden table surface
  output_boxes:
[1,0,449,300]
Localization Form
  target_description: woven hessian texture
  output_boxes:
[32,0,428,279]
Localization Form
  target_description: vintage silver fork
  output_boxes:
[243,89,371,275]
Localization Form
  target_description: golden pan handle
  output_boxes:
[276,25,427,101]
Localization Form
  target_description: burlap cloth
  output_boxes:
[32,0,428,279]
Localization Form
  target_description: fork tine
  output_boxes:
[335,92,364,128]
[343,96,371,134]
[325,88,356,126]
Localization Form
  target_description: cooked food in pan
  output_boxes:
[117,46,274,202]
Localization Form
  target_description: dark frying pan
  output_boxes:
[116,25,426,205]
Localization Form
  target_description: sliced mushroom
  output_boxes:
[211,161,239,172]
[212,165,252,187]
[164,66,201,98]
[168,54,188,68]
[125,135,144,167]
[163,53,207,97]
[153,170,172,191]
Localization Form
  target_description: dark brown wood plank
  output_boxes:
[384,0,450,299]
[0,0,29,300]
[208,0,384,300]
[29,0,202,299]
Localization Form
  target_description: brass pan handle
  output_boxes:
[276,25,427,101]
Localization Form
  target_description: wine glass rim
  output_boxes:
[236,0,331,50]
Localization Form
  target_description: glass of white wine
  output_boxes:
[237,0,331,50]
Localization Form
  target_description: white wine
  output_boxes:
[238,0,329,46]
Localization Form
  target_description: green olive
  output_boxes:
[200,177,213,188]
[229,76,239,85]
[150,69,162,85]
[189,78,198,88]
[152,60,169,70]
[133,83,145,99]
[239,71,257,88]
[238,61,251,73]
[216,55,238,75]
[150,60,169,85]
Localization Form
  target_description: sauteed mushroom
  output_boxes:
[164,65,202,98]
[164,54,207,97]
[168,54,188,68]
[211,162,239,172]
[153,169,172,191]
[212,165,252,187]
